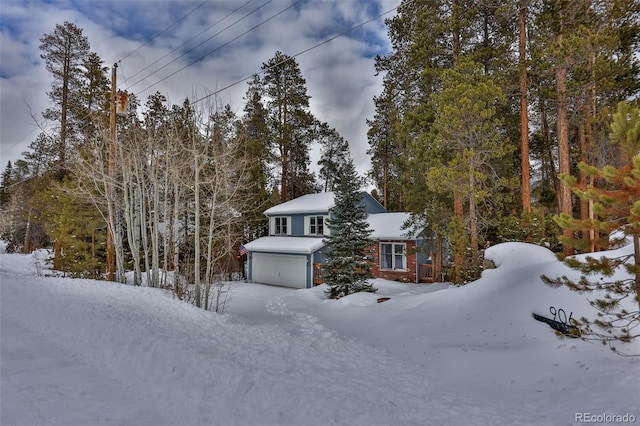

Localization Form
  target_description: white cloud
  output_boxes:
[0,0,401,182]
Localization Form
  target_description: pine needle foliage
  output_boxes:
[323,160,377,299]
[542,102,640,354]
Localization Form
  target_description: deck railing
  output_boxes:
[418,263,434,283]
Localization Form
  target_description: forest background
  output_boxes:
[1,0,639,310]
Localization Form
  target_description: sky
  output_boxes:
[0,0,401,179]
[2,240,639,424]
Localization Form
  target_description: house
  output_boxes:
[243,192,438,288]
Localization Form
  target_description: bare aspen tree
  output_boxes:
[119,132,143,285]
[202,104,248,310]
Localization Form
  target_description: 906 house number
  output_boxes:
[532,306,580,337]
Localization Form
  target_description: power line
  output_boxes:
[134,0,291,96]
[0,127,39,159]
[125,0,255,89]
[192,1,405,105]
[117,0,209,63]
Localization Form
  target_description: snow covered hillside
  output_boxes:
[1,242,638,425]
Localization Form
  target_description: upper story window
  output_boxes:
[380,243,406,271]
[305,215,328,236]
[309,216,324,235]
[274,217,288,235]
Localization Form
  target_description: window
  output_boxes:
[274,217,288,235]
[309,216,324,235]
[380,243,406,270]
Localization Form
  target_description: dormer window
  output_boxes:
[274,217,288,235]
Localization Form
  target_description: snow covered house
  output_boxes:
[244,192,436,288]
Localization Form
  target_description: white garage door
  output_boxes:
[251,253,308,288]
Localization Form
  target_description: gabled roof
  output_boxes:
[264,191,387,216]
[264,192,336,215]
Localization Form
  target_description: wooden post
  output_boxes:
[519,1,531,212]
[107,63,117,281]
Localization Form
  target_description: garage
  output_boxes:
[251,252,308,288]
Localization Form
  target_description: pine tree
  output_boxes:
[0,161,14,207]
[317,122,350,192]
[427,56,515,280]
[261,51,315,202]
[39,21,90,169]
[543,102,640,351]
[78,51,110,145]
[366,89,403,211]
[36,182,105,277]
[239,74,272,239]
[324,160,376,299]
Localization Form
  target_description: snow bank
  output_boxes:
[2,241,639,426]
[277,242,640,423]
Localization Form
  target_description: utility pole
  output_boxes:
[107,63,117,281]
[519,1,531,212]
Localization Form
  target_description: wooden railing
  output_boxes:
[418,263,434,283]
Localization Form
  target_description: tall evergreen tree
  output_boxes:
[367,88,404,211]
[529,0,640,252]
[369,0,638,281]
[39,21,90,169]
[261,51,315,202]
[317,122,350,192]
[78,51,110,146]
[427,57,514,279]
[23,133,57,177]
[0,161,15,207]
[543,102,640,351]
[323,160,376,299]
[372,0,521,281]
[239,75,273,239]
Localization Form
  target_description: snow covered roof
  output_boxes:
[264,192,336,215]
[367,212,417,240]
[244,236,325,253]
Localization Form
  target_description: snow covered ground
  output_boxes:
[1,241,639,425]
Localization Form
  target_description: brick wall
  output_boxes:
[369,240,417,283]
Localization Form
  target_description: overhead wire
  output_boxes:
[1,127,39,160]
[125,0,255,89]
[134,0,294,96]
[4,0,406,188]
[2,0,257,171]
[117,0,209,63]
[191,1,406,105]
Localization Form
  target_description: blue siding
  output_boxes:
[313,248,327,264]
[361,193,387,214]
[290,213,305,235]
